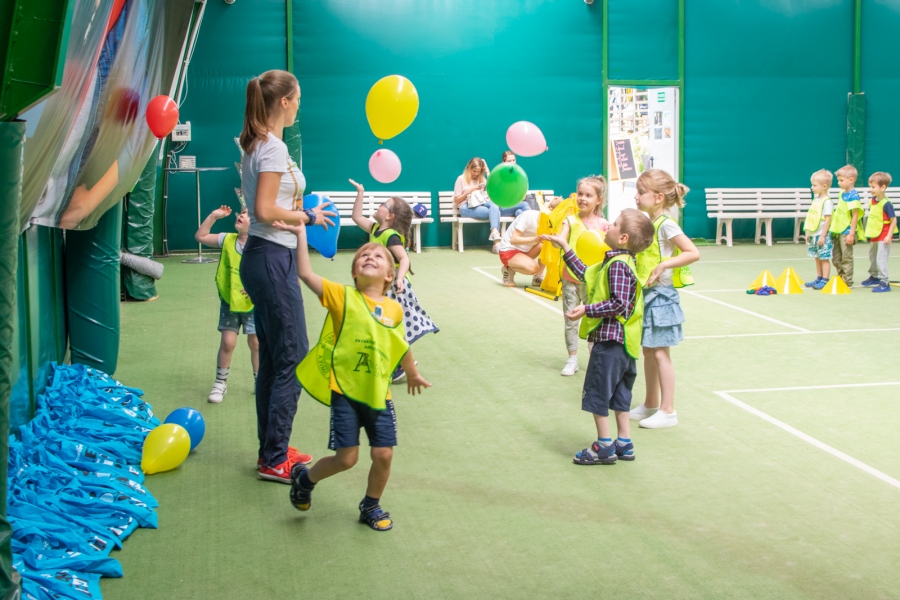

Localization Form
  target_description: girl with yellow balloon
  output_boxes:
[556,176,610,377]
[365,75,419,142]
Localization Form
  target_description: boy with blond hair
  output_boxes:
[542,209,655,465]
[829,165,865,287]
[804,170,834,290]
[861,171,897,293]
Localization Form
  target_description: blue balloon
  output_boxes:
[164,408,205,451]
[303,194,340,259]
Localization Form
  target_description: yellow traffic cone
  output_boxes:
[775,268,804,294]
[820,275,851,294]
[749,270,777,290]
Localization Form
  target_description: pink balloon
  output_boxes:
[369,149,402,183]
[506,121,547,157]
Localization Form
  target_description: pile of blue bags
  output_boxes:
[7,363,159,600]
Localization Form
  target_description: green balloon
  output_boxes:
[486,163,529,208]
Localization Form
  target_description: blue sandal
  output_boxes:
[289,466,313,511]
[359,505,393,531]
[573,441,617,465]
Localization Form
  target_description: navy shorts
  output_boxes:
[329,392,397,450]
[581,341,637,417]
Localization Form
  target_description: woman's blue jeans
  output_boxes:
[459,200,530,233]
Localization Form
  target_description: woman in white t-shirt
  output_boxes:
[238,69,336,483]
[497,210,544,287]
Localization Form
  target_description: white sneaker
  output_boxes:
[639,409,678,429]
[488,230,501,242]
[491,242,500,254]
[629,404,658,421]
[560,357,579,376]
[531,273,544,287]
[208,381,227,403]
[501,266,516,287]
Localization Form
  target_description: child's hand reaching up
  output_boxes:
[407,372,431,396]
[565,305,586,321]
[349,178,364,194]
[210,205,232,219]
[541,233,570,252]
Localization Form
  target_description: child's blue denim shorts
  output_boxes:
[218,300,256,334]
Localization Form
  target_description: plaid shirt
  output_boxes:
[562,248,638,345]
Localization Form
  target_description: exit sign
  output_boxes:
[657,91,666,102]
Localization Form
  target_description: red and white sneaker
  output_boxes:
[257,446,312,469]
[258,459,292,484]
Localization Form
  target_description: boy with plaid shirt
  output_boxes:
[543,208,655,465]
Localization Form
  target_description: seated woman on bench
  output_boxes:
[453,157,529,253]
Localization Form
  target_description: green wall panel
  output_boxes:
[861,0,900,180]
[608,0,678,82]
[682,0,853,239]
[164,0,286,251]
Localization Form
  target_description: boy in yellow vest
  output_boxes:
[272,220,430,532]
[542,209,655,465]
[195,205,259,404]
[861,171,897,293]
[803,169,834,290]
[830,165,866,287]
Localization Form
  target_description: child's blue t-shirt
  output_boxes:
[840,189,861,234]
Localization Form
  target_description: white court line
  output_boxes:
[472,267,564,317]
[723,381,900,394]
[715,385,900,492]
[687,327,900,340]
[701,257,896,263]
[683,290,810,332]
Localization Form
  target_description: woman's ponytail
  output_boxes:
[240,70,299,154]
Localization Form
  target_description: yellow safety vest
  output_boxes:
[829,193,866,238]
[296,286,408,409]
[804,197,829,233]
[635,215,694,288]
[370,224,410,281]
[215,233,253,313]
[578,254,644,360]
[864,197,898,239]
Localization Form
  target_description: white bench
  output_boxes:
[438,190,554,252]
[706,187,900,247]
[310,191,434,253]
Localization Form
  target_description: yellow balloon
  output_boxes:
[365,75,419,140]
[142,424,191,475]
[574,230,611,266]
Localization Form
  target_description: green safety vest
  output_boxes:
[864,197,898,239]
[215,233,253,313]
[635,215,694,288]
[803,197,829,233]
[296,286,409,410]
[829,193,865,238]
[370,224,410,281]
[578,254,644,360]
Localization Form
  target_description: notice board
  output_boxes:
[610,138,637,180]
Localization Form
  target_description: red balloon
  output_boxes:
[146,95,179,139]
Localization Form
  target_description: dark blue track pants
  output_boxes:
[240,236,308,466]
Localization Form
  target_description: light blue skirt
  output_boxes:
[641,286,685,348]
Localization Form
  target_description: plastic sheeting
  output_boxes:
[123,154,157,300]
[8,363,159,600]
[0,120,26,600]
[66,202,122,375]
[19,0,114,233]
[29,0,195,232]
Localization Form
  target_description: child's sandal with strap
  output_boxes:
[359,505,393,531]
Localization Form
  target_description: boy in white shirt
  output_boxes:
[498,209,544,287]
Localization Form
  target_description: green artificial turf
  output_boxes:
[103,242,900,599]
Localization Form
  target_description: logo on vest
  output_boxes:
[354,352,372,373]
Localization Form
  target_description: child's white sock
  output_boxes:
[216,367,229,383]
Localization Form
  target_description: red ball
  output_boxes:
[145,95,179,139]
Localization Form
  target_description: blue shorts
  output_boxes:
[582,341,636,417]
[218,300,255,334]
[329,392,397,450]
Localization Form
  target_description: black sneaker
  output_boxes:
[289,465,312,511]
